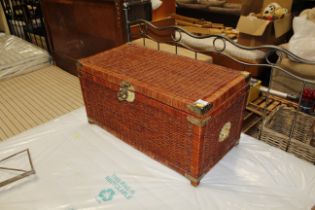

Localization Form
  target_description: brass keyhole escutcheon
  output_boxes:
[219,122,231,142]
[117,81,135,103]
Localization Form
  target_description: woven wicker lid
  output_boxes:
[80,44,246,116]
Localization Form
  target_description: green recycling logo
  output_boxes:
[97,188,116,202]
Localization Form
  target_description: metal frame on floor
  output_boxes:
[0,149,35,188]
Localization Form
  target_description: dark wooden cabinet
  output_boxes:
[152,0,175,21]
[41,0,151,75]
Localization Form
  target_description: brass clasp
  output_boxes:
[117,81,135,102]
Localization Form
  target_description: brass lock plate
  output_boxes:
[117,81,135,102]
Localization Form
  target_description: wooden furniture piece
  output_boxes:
[0,3,9,33]
[176,0,242,27]
[79,44,249,186]
[152,0,176,21]
[41,0,151,75]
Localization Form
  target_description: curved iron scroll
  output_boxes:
[129,19,315,85]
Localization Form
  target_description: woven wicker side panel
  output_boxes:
[265,108,315,144]
[288,140,315,163]
[201,94,246,175]
[81,77,194,174]
[260,129,289,151]
[260,107,315,163]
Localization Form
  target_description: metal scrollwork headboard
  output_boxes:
[127,18,315,144]
[129,19,315,85]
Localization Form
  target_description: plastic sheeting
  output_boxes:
[0,107,314,210]
[0,33,50,80]
[289,15,315,61]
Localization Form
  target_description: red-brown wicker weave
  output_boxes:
[79,44,249,186]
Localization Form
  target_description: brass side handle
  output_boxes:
[219,122,232,142]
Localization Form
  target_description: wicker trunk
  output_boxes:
[79,44,249,186]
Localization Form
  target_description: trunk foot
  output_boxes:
[88,118,96,124]
[191,180,200,187]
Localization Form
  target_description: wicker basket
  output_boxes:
[261,105,315,163]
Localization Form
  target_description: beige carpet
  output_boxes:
[0,65,83,140]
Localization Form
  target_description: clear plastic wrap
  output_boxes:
[289,15,315,61]
[0,108,314,210]
[0,33,50,80]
